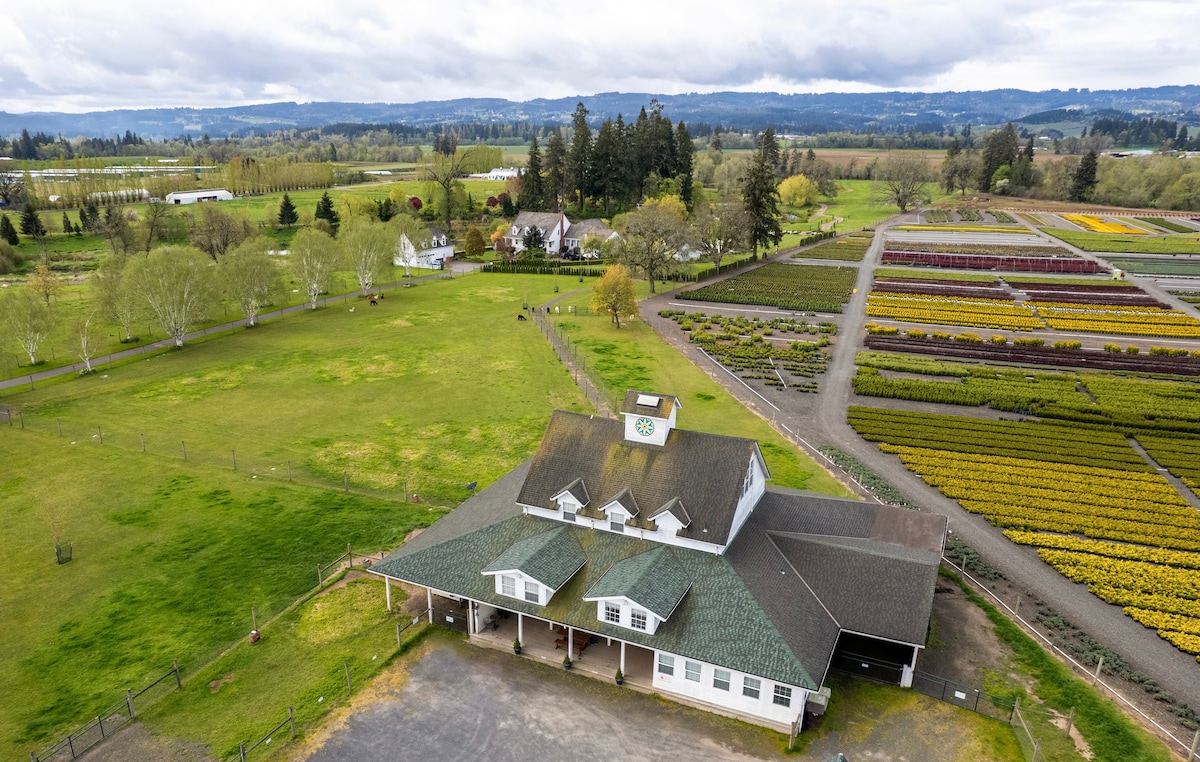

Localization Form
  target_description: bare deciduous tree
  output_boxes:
[1,286,57,364]
[871,153,935,212]
[289,228,341,310]
[221,237,280,327]
[126,245,216,347]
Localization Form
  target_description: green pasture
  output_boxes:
[1041,227,1200,254]
[143,578,430,760]
[1,263,441,383]
[0,437,438,760]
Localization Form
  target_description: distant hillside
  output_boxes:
[2,86,1199,140]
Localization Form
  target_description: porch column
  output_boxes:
[568,626,574,658]
[427,588,433,623]
[385,577,392,611]
[620,641,626,673]
[466,601,474,635]
[518,612,524,645]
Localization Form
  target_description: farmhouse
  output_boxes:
[505,211,617,257]
[164,188,234,205]
[370,392,946,732]
[469,167,523,182]
[393,227,455,270]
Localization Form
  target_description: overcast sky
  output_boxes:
[3,0,1198,114]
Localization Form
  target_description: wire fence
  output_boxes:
[531,309,614,417]
[30,662,182,762]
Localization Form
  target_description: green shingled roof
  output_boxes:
[583,546,691,620]
[481,525,585,590]
[375,513,819,689]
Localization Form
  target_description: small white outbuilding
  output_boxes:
[164,189,234,205]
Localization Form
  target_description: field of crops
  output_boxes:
[678,263,857,312]
[659,311,832,392]
[1136,217,1198,234]
[884,240,1073,257]
[1041,228,1200,255]
[881,251,1106,273]
[1062,214,1150,235]
[866,292,1044,330]
[853,352,1200,434]
[1037,303,1200,338]
[1106,258,1200,277]
[1136,435,1200,490]
[790,232,874,261]
[848,405,1200,659]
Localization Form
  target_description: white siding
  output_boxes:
[585,596,662,634]
[486,569,553,606]
[652,648,807,726]
[726,455,766,545]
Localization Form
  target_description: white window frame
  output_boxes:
[604,602,620,624]
[630,609,648,631]
[524,580,539,603]
[773,684,792,707]
[610,518,625,533]
[500,575,515,597]
[684,661,701,682]
[743,676,761,699]
[713,668,731,691]
[657,654,675,676]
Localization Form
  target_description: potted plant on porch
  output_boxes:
[614,668,623,686]
[513,638,522,655]
[563,654,572,671]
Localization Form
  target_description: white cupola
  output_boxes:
[619,391,680,447]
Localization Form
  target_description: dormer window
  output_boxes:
[604,602,620,624]
[610,517,625,533]
[630,609,648,630]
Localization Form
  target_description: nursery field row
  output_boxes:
[847,406,1153,471]
[881,251,1107,273]
[862,334,1200,378]
[1137,435,1200,492]
[1003,531,1200,570]
[865,293,1043,331]
[1037,304,1200,338]
[1136,217,1198,234]
[883,240,1074,257]
[1041,228,1200,255]
[678,263,857,313]
[1062,214,1150,236]
[853,352,1200,434]
[790,232,874,261]
[689,332,827,392]
[877,444,1200,550]
[658,310,838,337]
[871,281,1013,301]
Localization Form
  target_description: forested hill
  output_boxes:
[3,86,1199,140]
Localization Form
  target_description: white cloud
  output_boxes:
[3,0,1198,113]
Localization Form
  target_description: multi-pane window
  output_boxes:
[713,669,731,691]
[773,685,792,707]
[610,519,625,533]
[685,661,701,682]
[743,676,761,699]
[630,609,648,630]
[563,509,576,522]
[500,575,516,597]
[524,580,539,603]
[604,602,620,624]
[657,654,675,676]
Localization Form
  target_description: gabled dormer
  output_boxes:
[551,478,590,521]
[481,526,585,606]
[583,547,691,635]
[650,497,691,538]
[600,488,640,533]
[620,391,680,447]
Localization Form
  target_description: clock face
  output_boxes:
[635,417,655,437]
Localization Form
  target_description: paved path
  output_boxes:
[636,220,1200,736]
[0,262,483,394]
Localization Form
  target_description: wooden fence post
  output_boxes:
[289,706,296,740]
[344,661,352,691]
[173,659,182,688]
[126,689,135,719]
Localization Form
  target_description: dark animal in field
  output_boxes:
[370,298,378,306]
[517,314,527,321]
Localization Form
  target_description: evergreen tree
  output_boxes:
[544,130,567,211]
[523,136,545,211]
[979,123,1019,192]
[314,191,339,231]
[567,103,592,211]
[742,133,783,259]
[592,118,624,216]
[19,202,47,239]
[0,214,18,246]
[758,126,780,176]
[277,193,299,227]
[675,121,694,208]
[941,139,961,193]
[62,212,73,235]
[1070,150,1099,202]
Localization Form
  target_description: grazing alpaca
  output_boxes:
[349,307,355,312]
[517,314,527,321]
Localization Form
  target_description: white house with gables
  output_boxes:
[505,211,617,257]
[369,391,946,732]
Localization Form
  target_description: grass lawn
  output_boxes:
[546,287,851,497]
[0,437,438,760]
[142,578,430,760]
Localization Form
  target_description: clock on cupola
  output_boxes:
[620,391,680,447]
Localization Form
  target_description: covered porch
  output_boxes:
[471,602,654,689]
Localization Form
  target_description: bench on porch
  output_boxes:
[553,629,593,656]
